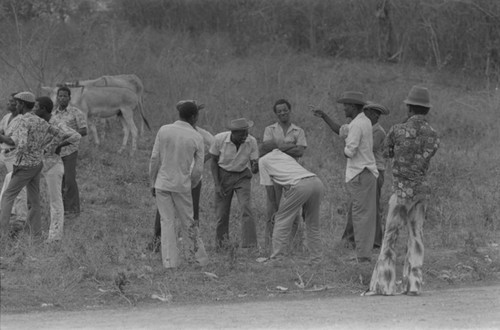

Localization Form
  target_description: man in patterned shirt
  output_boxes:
[51,86,87,216]
[35,96,81,242]
[364,86,439,297]
[263,99,307,254]
[0,92,71,238]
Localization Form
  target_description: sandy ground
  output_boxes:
[1,285,499,329]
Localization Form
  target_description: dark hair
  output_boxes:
[408,104,430,115]
[273,99,291,113]
[36,96,54,113]
[57,86,71,97]
[178,103,199,120]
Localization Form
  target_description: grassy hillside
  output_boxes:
[0,23,499,311]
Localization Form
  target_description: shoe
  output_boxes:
[404,291,420,296]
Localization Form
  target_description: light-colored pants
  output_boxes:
[0,152,28,225]
[265,182,302,253]
[369,194,427,295]
[346,168,377,259]
[0,163,43,236]
[271,176,324,264]
[156,189,209,268]
[42,160,65,241]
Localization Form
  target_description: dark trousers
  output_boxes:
[0,163,43,237]
[342,170,384,248]
[154,181,202,239]
[215,167,257,249]
[61,151,80,214]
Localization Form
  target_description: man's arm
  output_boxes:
[0,134,15,146]
[210,154,223,195]
[191,138,204,188]
[311,108,341,135]
[344,125,362,158]
[74,109,88,137]
[149,132,161,196]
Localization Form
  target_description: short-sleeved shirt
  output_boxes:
[344,112,378,182]
[263,122,307,147]
[209,131,259,172]
[384,115,439,202]
[259,149,315,187]
[149,120,204,193]
[51,105,87,157]
[372,123,387,171]
[11,112,66,168]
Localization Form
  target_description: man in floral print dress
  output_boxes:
[364,86,439,296]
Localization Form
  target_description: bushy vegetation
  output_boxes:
[0,0,499,312]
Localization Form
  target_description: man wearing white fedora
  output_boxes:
[210,117,259,251]
[364,85,439,296]
[311,91,379,263]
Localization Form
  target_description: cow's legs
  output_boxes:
[117,107,138,155]
[87,117,100,146]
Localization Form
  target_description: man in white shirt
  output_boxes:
[210,118,259,251]
[259,141,324,266]
[148,100,214,253]
[149,101,209,268]
[311,91,378,263]
[262,99,307,254]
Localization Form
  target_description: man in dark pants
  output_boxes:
[51,86,87,216]
[147,100,213,252]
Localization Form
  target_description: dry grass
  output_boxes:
[1,34,500,312]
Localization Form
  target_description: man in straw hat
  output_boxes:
[209,117,259,251]
[364,85,439,296]
[147,100,214,253]
[258,140,324,266]
[311,91,379,263]
[149,100,209,268]
[0,92,72,238]
[341,102,390,249]
[262,99,308,254]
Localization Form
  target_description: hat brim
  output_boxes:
[364,104,390,115]
[337,98,367,106]
[404,99,431,108]
[228,120,254,131]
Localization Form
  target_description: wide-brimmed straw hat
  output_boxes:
[14,91,36,104]
[227,118,254,131]
[403,86,431,108]
[363,101,390,115]
[337,91,367,106]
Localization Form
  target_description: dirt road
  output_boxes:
[2,285,499,329]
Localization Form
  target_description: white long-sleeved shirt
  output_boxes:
[343,112,378,182]
[259,149,315,187]
[149,120,204,193]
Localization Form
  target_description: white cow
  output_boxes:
[42,84,150,155]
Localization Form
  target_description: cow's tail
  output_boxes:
[138,95,151,135]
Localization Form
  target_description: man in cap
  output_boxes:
[0,92,72,238]
[258,141,324,266]
[364,86,439,296]
[0,92,28,233]
[149,100,209,268]
[262,99,307,254]
[311,91,378,263]
[51,86,87,217]
[210,117,259,251]
[147,100,214,253]
[341,102,390,249]
[34,96,81,242]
